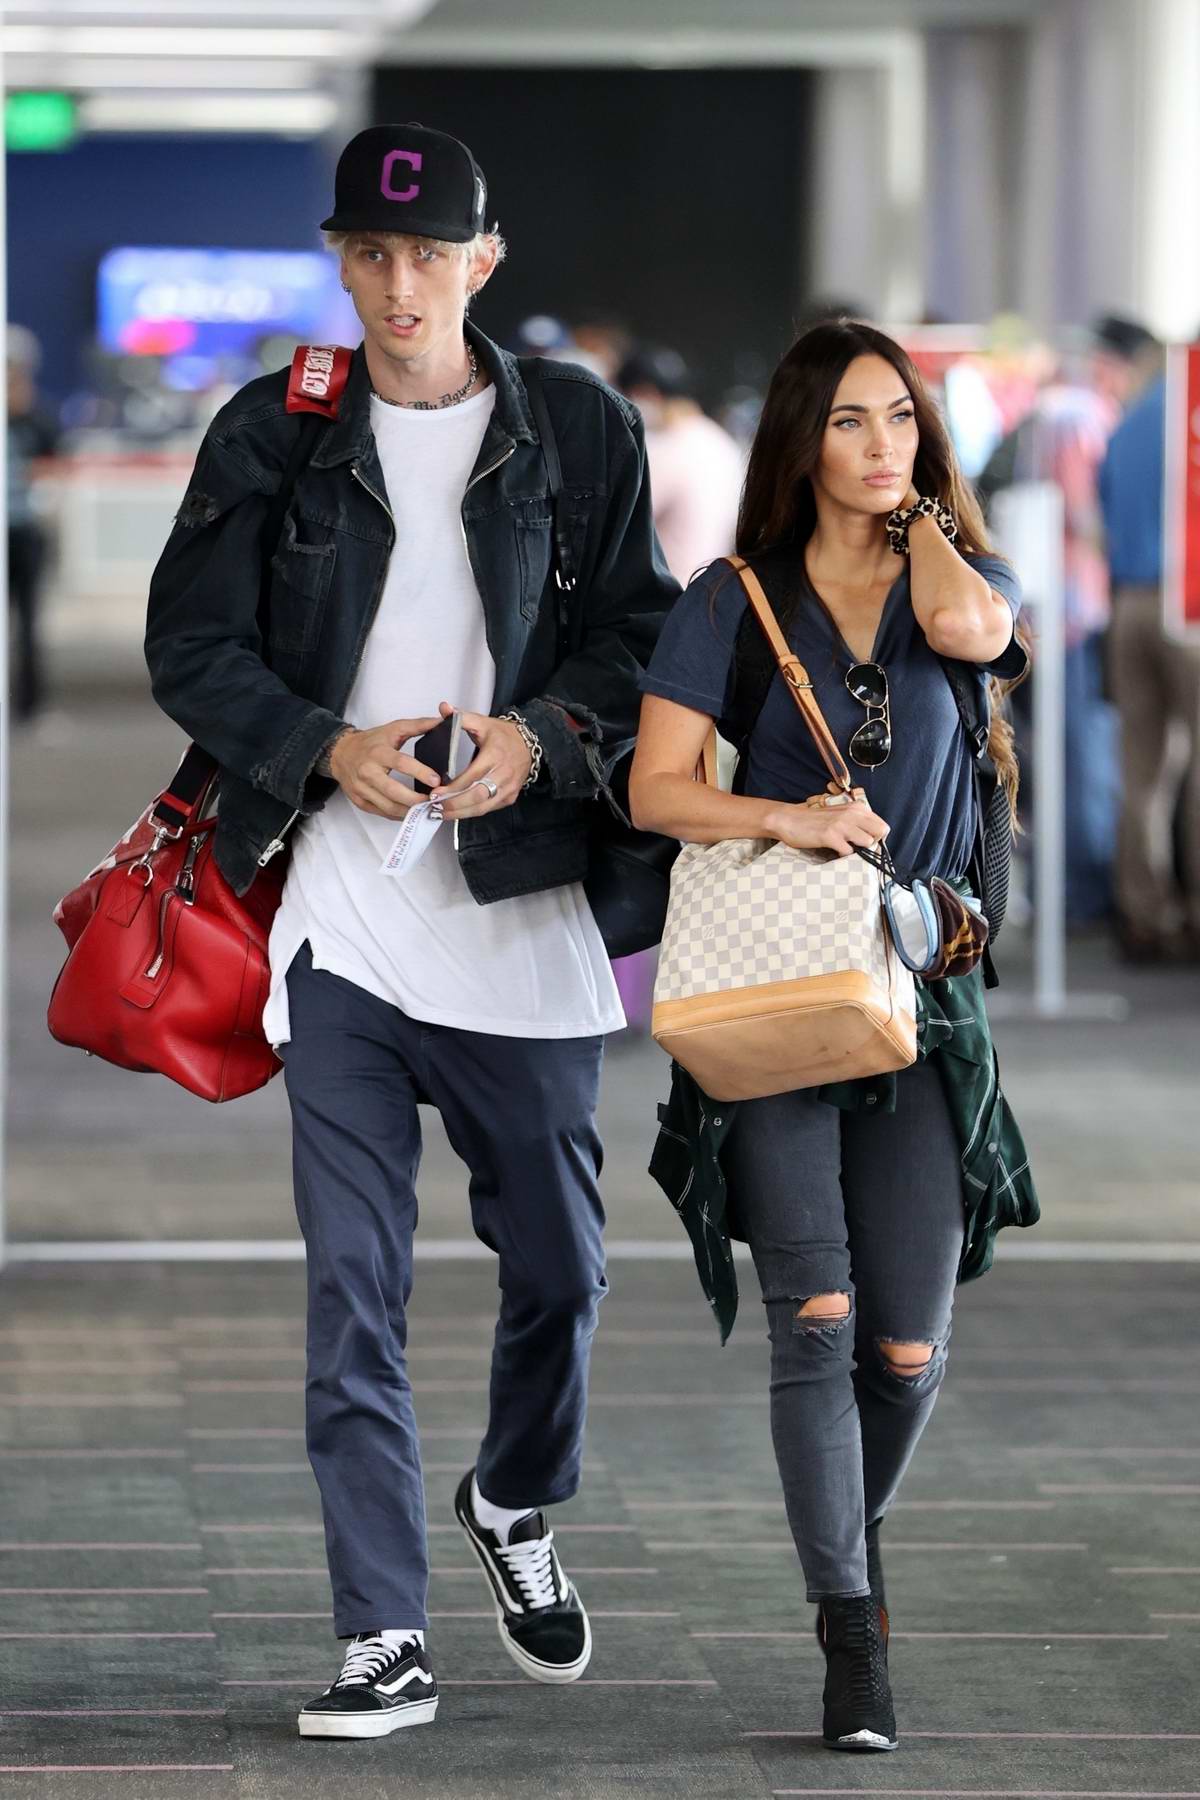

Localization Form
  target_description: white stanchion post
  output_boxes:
[990,482,1126,1022]
[0,44,9,1272]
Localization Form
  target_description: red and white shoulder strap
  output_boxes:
[286,344,353,418]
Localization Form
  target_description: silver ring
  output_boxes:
[480,777,499,800]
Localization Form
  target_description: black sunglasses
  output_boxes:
[845,661,891,768]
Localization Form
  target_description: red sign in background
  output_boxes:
[1165,342,1200,639]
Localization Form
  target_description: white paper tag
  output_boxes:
[379,801,444,878]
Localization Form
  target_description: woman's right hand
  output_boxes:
[765,797,891,857]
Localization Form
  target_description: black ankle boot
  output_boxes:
[816,1593,898,1751]
[810,1527,888,1651]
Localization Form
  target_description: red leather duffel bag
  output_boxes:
[49,751,286,1102]
[46,343,351,1103]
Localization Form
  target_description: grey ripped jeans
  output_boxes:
[724,1059,965,1600]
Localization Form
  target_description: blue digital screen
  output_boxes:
[97,245,361,387]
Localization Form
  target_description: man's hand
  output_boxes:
[430,700,534,819]
[329,717,443,819]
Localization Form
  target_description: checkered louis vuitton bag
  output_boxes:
[650,558,917,1103]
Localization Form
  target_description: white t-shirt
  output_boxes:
[262,384,624,1046]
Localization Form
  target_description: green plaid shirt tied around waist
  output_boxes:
[648,964,1040,1345]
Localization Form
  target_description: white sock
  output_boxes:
[379,1628,425,1651]
[471,1473,536,1545]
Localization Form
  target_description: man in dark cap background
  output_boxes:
[1098,318,1200,960]
[145,122,677,1740]
[977,313,1161,927]
[616,344,744,588]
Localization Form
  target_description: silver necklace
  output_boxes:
[371,343,479,411]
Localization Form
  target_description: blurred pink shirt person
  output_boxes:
[612,348,745,1031]
[644,411,745,584]
[618,345,745,585]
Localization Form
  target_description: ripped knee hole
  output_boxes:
[877,1337,936,1377]
[793,1291,852,1332]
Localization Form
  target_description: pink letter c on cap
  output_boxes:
[381,149,423,203]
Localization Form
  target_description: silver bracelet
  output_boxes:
[499,710,544,789]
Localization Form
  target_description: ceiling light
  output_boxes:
[78,91,341,133]
[6,27,350,58]
[8,58,320,91]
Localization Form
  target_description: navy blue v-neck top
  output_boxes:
[639,553,1024,882]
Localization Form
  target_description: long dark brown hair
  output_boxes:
[737,318,1026,824]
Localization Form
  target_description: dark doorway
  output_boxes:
[369,65,813,406]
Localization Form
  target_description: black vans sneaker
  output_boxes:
[817,1594,898,1752]
[454,1469,592,1683]
[298,1633,438,1739]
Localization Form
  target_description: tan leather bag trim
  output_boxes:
[652,973,916,1103]
[652,969,913,1034]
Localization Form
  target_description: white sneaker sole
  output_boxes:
[298,1696,438,1739]
[490,1593,593,1685]
[455,1507,593,1684]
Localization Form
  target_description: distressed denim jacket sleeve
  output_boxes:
[143,433,351,814]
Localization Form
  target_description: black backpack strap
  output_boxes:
[939,657,1010,986]
[721,608,770,792]
[939,656,991,760]
[152,410,329,833]
[939,656,991,869]
[723,556,808,791]
[520,359,579,662]
[940,657,998,842]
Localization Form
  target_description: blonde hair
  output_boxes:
[323,227,506,267]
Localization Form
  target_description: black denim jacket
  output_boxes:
[144,324,678,900]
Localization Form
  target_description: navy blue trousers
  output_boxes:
[280,943,607,1636]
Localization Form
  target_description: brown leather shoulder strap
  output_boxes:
[725,556,852,793]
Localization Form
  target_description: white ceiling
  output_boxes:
[3,0,439,133]
[399,0,1044,54]
[3,0,1046,134]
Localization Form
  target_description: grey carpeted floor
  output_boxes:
[1,1258,1198,1798]
[6,686,1200,1794]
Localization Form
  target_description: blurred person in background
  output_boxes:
[572,319,633,384]
[7,324,60,727]
[510,312,575,361]
[710,307,877,462]
[978,315,1155,923]
[613,344,745,1032]
[144,122,676,1741]
[941,317,1051,482]
[617,345,744,586]
[1096,324,1200,959]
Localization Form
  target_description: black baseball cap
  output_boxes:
[321,123,488,242]
[617,345,693,400]
[1089,313,1160,362]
